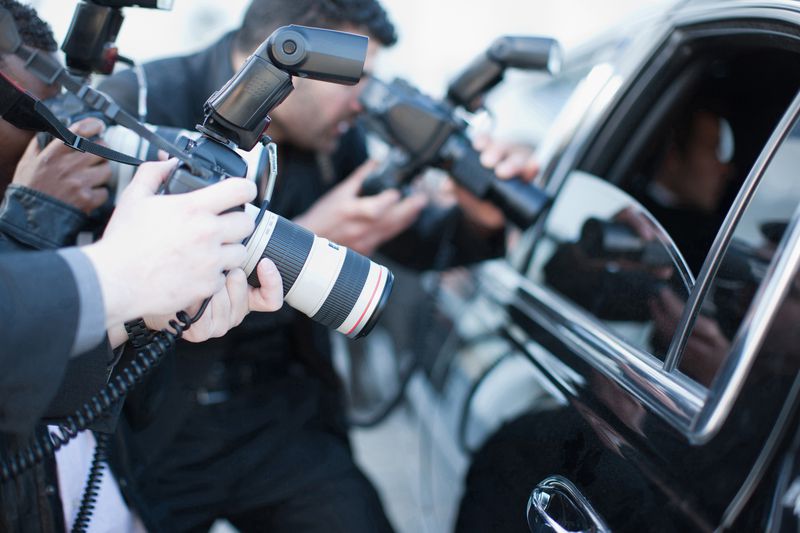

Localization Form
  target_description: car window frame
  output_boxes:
[513,4,800,443]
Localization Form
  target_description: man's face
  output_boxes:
[0,53,59,172]
[668,111,734,213]
[269,27,381,153]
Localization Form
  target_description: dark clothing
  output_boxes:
[0,184,89,251]
[0,250,80,434]
[0,186,117,533]
[638,192,724,274]
[100,32,503,532]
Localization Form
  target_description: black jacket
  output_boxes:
[0,186,118,533]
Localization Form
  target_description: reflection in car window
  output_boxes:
[527,172,691,360]
[678,118,800,387]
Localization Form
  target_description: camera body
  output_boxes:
[358,36,561,229]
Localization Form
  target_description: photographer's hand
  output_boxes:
[82,160,257,328]
[139,261,283,343]
[12,118,112,213]
[452,135,539,232]
[294,160,427,255]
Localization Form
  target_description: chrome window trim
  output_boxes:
[505,92,800,442]
[499,269,707,435]
[664,90,800,373]
[692,199,800,443]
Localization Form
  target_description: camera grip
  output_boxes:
[446,140,549,229]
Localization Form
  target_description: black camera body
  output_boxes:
[359,36,561,230]
[360,77,550,229]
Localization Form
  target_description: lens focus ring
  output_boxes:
[311,248,370,330]
[257,215,314,294]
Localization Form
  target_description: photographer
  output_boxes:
[97,0,537,531]
[0,3,285,530]
[0,0,284,429]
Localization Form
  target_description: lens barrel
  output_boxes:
[243,205,393,338]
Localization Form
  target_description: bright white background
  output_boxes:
[29,0,672,94]
[27,0,675,145]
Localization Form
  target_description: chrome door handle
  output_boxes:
[527,476,610,533]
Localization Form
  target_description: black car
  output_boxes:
[378,1,800,531]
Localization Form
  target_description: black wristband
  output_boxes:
[124,318,152,349]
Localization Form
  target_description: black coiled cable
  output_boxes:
[71,431,109,533]
[0,303,207,483]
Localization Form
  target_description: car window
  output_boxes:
[526,171,691,360]
[677,116,800,387]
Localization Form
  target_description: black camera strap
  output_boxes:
[0,8,215,179]
[0,72,142,165]
[10,46,215,179]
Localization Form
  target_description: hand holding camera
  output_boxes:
[12,118,112,213]
[81,159,257,328]
[141,260,283,343]
[295,159,428,255]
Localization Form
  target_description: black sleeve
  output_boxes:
[379,205,505,271]
[0,251,81,435]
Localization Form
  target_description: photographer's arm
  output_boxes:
[0,161,260,434]
[0,118,112,251]
[0,249,91,433]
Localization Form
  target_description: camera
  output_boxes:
[61,0,173,76]
[36,92,268,206]
[577,217,673,268]
[358,36,561,230]
[2,14,393,338]
[145,25,392,339]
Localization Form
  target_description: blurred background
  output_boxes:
[23,1,677,532]
[29,0,674,143]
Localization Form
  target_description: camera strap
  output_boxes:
[0,72,141,165]
[0,7,215,179]
[18,46,213,178]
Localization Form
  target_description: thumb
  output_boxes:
[123,159,179,200]
[250,259,284,312]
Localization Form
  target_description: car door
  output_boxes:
[454,3,800,532]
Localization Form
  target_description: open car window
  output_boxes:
[677,109,800,387]
[527,171,692,360]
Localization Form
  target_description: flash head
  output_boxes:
[447,35,562,112]
[202,25,368,151]
[265,25,368,85]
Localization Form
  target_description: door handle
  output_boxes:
[527,475,610,533]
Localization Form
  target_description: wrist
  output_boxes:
[81,242,138,327]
